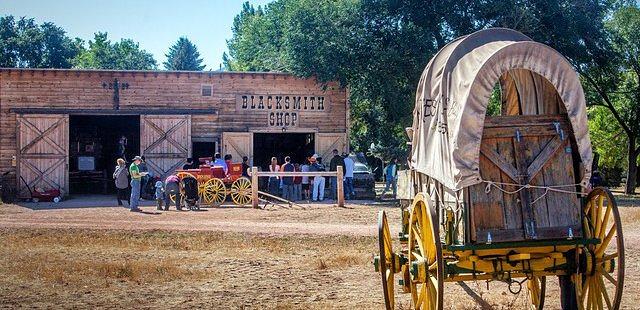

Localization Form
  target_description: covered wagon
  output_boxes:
[374,28,624,310]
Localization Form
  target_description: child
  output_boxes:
[154,180,165,211]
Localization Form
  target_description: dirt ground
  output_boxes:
[0,199,638,309]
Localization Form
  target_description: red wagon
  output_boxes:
[174,160,251,206]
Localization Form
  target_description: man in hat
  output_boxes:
[129,156,147,212]
[309,154,326,201]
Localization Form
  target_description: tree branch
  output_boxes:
[579,69,633,136]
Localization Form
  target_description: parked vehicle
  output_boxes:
[352,162,376,199]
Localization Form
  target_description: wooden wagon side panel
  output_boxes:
[16,114,69,197]
[140,115,191,180]
[468,115,582,243]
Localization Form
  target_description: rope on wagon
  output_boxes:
[482,180,586,206]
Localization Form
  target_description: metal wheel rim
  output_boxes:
[408,193,443,310]
[378,210,395,310]
[576,187,624,310]
[230,177,252,206]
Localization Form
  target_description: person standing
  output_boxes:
[113,158,129,206]
[310,155,326,201]
[281,156,294,200]
[293,163,302,201]
[300,159,310,200]
[380,157,398,199]
[154,181,165,211]
[138,156,150,199]
[164,174,182,211]
[268,157,280,195]
[117,136,127,162]
[129,156,145,212]
[343,153,355,199]
[241,156,250,178]
[329,149,345,200]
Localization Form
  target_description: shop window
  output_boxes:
[201,85,212,96]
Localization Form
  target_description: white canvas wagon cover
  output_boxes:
[410,28,592,190]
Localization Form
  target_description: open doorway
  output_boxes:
[253,133,315,170]
[68,115,140,194]
[192,140,217,163]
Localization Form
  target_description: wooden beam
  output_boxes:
[337,165,344,207]
[526,136,565,181]
[251,167,259,209]
[479,144,519,183]
[10,108,218,115]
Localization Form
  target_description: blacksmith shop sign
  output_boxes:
[236,95,329,127]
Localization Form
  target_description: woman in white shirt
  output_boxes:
[268,157,280,195]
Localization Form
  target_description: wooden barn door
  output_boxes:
[222,132,253,164]
[315,133,347,161]
[468,115,581,243]
[17,114,69,198]
[140,115,191,180]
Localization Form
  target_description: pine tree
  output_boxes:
[163,37,205,71]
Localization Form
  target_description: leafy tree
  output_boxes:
[73,32,157,70]
[0,15,82,68]
[580,6,640,193]
[225,0,613,160]
[164,37,205,70]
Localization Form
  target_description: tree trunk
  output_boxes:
[625,137,638,194]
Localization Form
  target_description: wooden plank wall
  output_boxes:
[0,69,348,180]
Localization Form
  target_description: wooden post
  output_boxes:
[337,165,344,207]
[251,167,259,208]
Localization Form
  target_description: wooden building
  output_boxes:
[0,68,349,197]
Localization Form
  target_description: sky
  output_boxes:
[0,0,274,70]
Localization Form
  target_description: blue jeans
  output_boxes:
[282,184,294,200]
[329,176,337,199]
[344,177,354,199]
[293,184,302,201]
[130,179,141,210]
[313,177,325,201]
[381,178,397,198]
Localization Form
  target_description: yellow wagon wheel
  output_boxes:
[526,276,546,310]
[168,193,185,205]
[575,187,624,310]
[230,177,252,206]
[168,172,196,204]
[378,210,397,310]
[408,193,443,310]
[202,178,226,206]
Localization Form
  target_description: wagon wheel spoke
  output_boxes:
[527,276,546,310]
[230,177,252,206]
[377,211,396,310]
[577,187,624,310]
[408,193,443,310]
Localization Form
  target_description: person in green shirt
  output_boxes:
[129,156,145,211]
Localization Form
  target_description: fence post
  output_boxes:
[251,167,259,208]
[337,166,344,207]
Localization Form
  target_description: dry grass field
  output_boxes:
[0,199,638,309]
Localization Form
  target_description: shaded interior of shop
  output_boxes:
[68,115,140,194]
